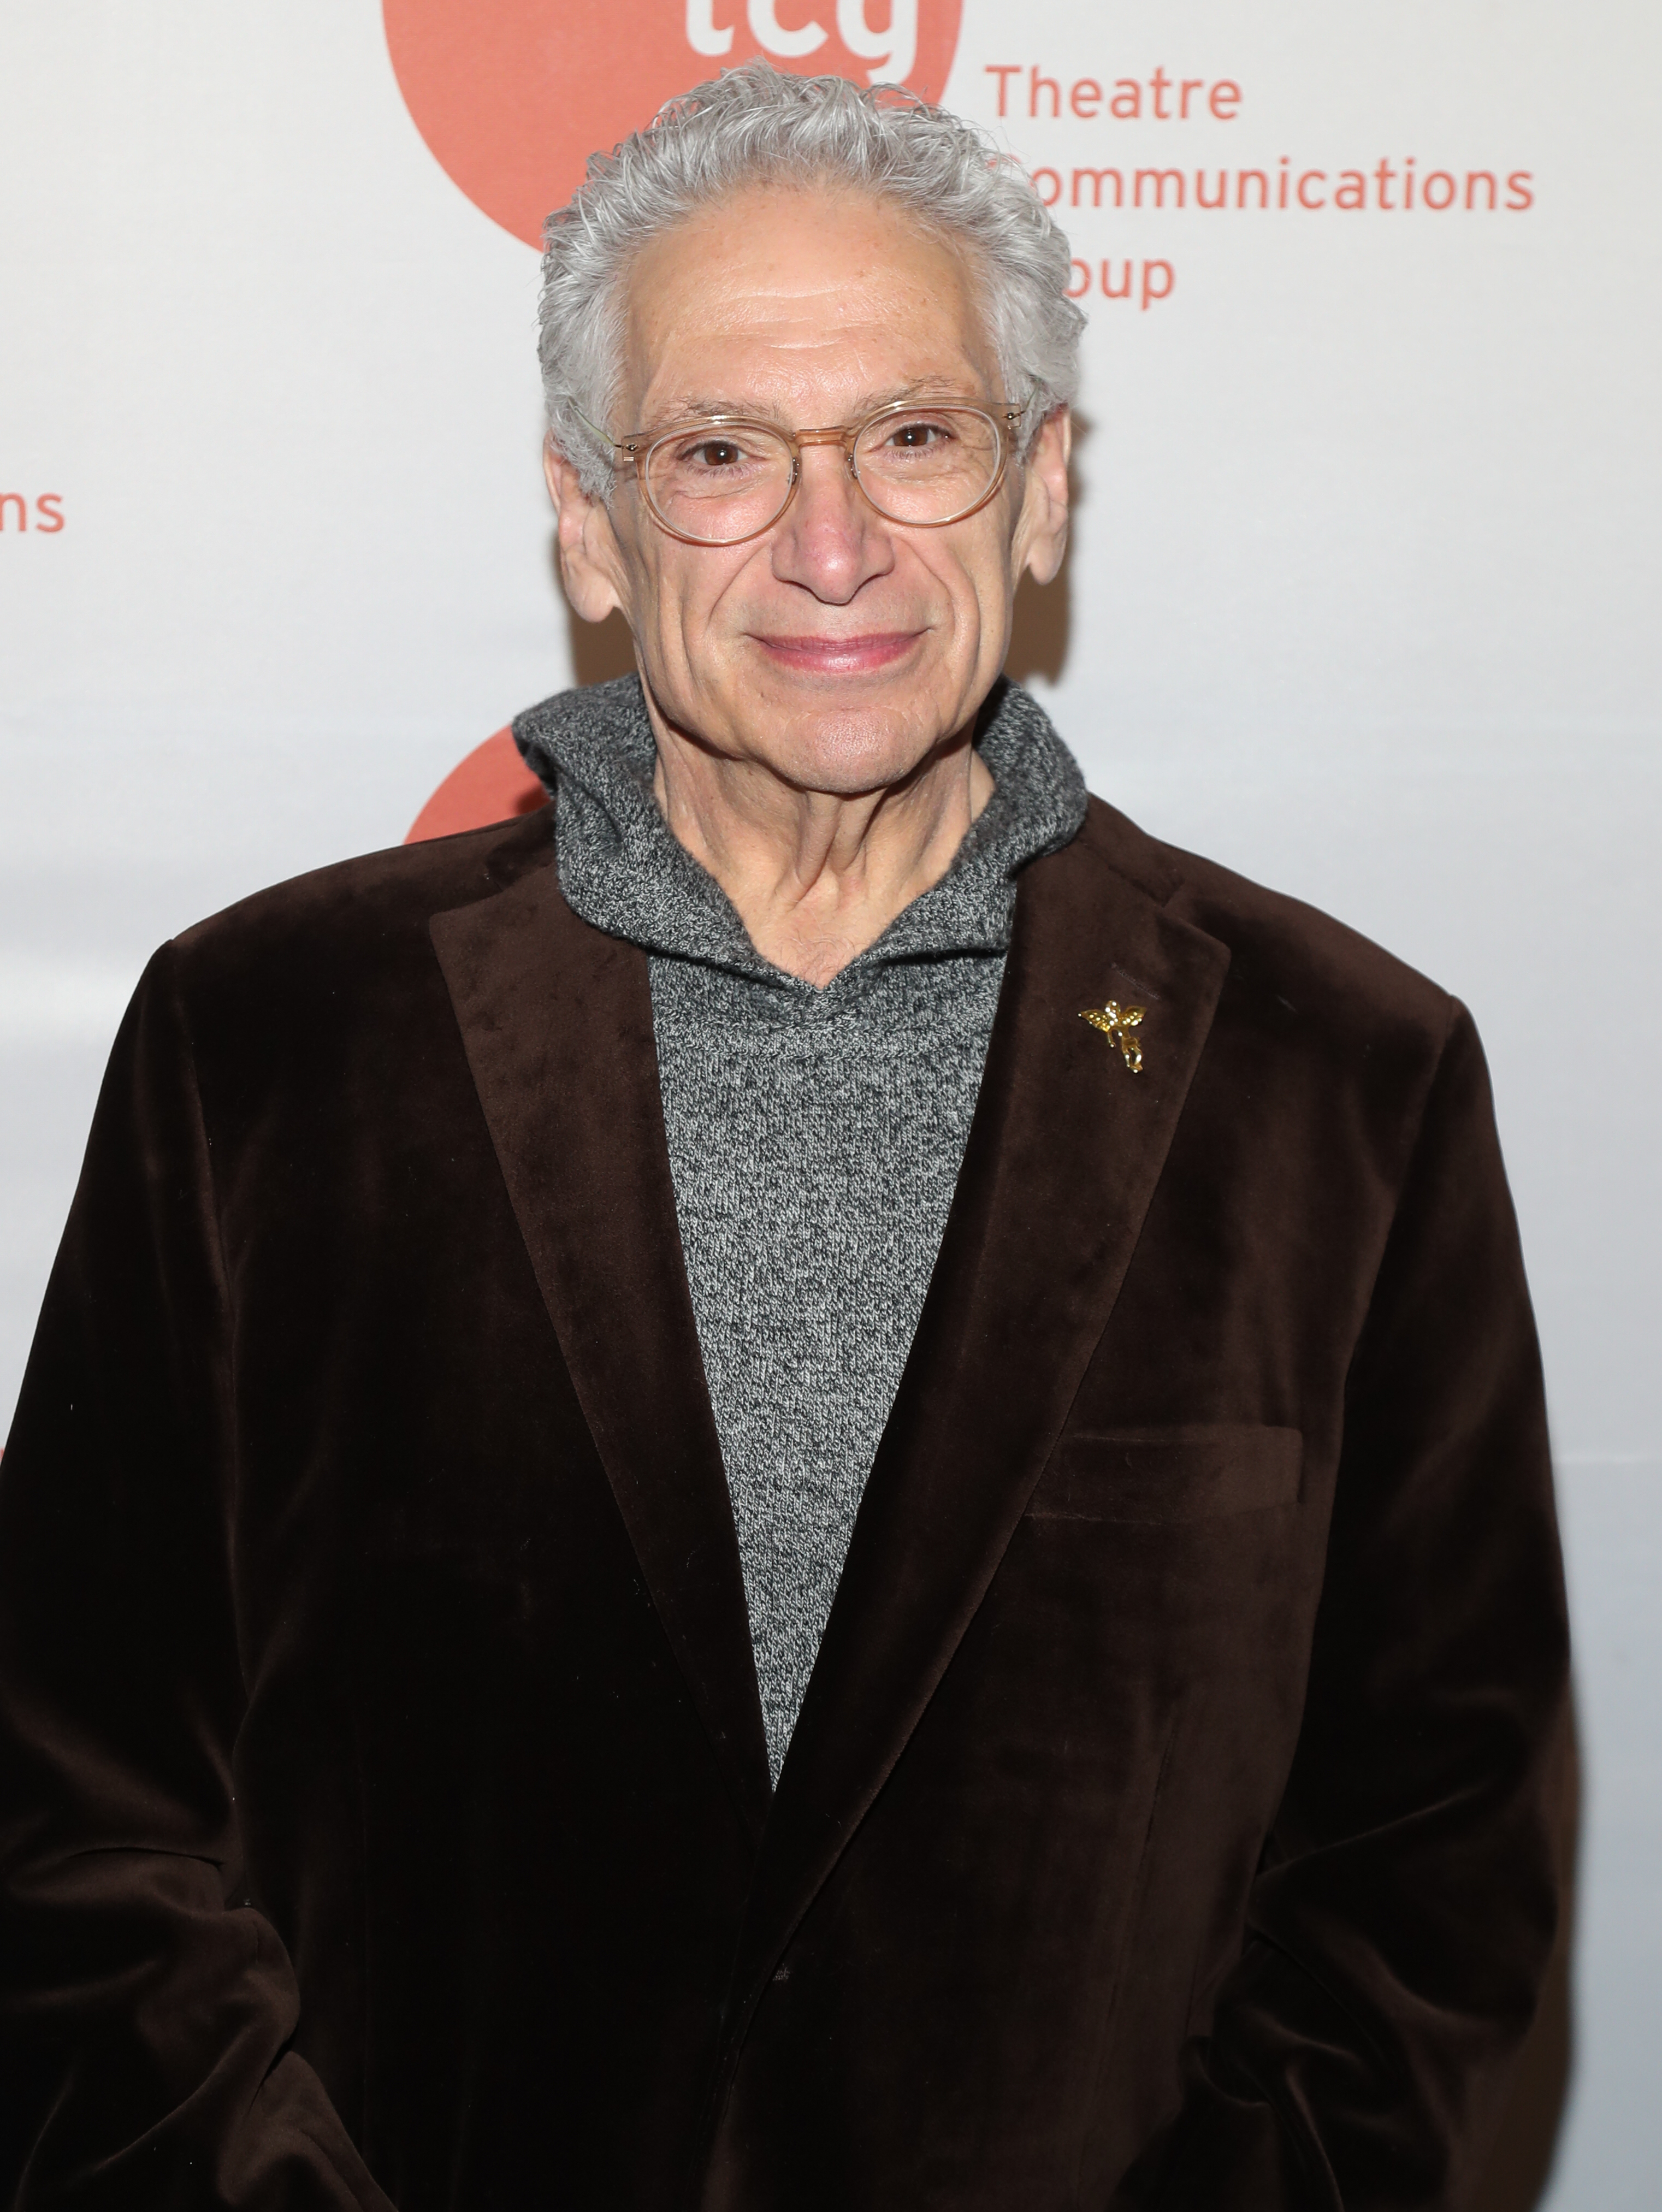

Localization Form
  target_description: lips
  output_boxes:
[755,631,922,673]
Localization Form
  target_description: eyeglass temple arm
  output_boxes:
[565,399,637,456]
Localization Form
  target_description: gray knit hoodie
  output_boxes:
[514,674,1087,1784]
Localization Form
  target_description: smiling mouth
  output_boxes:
[755,631,922,674]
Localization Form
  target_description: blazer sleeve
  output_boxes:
[0,946,391,2210]
[1110,1003,1572,2211]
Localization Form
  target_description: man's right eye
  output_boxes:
[682,439,747,469]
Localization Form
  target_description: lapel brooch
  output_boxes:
[1078,1000,1145,1074]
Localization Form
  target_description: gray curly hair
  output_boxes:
[538,60,1084,498]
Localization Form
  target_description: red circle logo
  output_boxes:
[384,0,964,247]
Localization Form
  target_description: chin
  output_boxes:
[765,697,971,798]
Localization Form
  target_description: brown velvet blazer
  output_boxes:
[0,786,1568,2211]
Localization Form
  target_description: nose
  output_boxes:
[768,438,895,604]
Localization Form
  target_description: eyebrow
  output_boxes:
[634,377,966,431]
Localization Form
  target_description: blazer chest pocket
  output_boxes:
[1027,1424,1303,1524]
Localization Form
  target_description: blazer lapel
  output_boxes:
[429,837,772,1841]
[719,808,1233,2032]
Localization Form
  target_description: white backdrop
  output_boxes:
[3,5,1658,2202]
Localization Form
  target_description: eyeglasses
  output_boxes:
[575,398,1027,547]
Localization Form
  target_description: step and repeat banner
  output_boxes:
[3,5,1658,2203]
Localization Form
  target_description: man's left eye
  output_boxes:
[886,419,951,449]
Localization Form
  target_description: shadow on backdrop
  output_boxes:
[1005,551,1071,688]
[569,604,639,688]
[1002,413,1081,690]
[1468,1706,1580,2211]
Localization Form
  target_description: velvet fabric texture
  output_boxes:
[0,778,1569,2210]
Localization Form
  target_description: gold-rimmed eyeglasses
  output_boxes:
[572,398,1027,547]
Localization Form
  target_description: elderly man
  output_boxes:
[0,62,1566,2212]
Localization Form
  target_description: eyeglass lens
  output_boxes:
[643,407,1003,545]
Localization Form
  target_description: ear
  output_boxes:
[543,437,632,625]
[1012,407,1072,588]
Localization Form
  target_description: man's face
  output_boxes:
[549,185,1070,794]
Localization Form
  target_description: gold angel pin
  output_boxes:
[1078,1000,1145,1074]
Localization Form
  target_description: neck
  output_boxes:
[649,721,995,988]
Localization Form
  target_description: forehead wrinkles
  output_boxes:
[620,190,998,422]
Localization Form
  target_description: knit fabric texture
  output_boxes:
[514,674,1088,1785]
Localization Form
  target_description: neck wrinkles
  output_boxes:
[516,673,1088,998]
